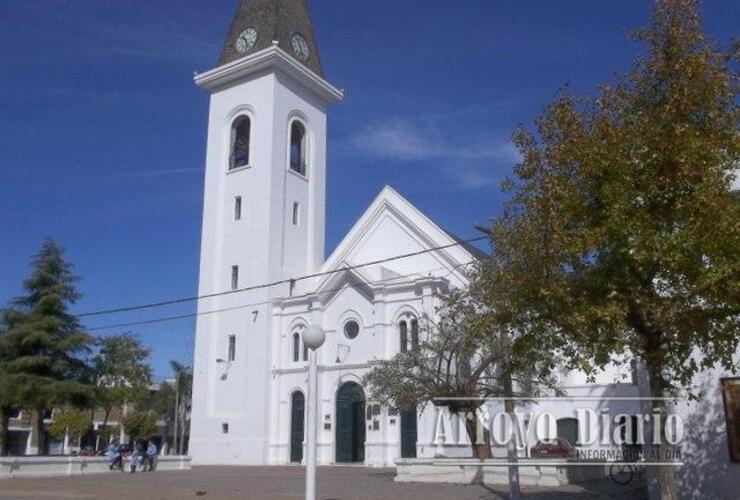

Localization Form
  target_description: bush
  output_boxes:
[48,410,91,447]
[122,411,157,440]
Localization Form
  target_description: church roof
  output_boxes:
[276,186,482,304]
[315,186,479,290]
[217,0,324,77]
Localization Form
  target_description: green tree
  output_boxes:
[0,335,14,456]
[151,381,176,419]
[48,409,91,452]
[364,298,496,459]
[364,271,558,464]
[92,333,152,449]
[122,410,157,441]
[150,380,176,452]
[490,1,739,498]
[0,239,94,455]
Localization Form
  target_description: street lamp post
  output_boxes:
[302,325,325,500]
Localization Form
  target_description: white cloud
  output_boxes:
[349,118,516,162]
[342,117,519,189]
[351,119,437,161]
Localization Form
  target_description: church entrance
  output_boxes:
[290,391,305,463]
[335,382,365,463]
[400,408,418,458]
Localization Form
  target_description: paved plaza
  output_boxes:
[0,466,646,499]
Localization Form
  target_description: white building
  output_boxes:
[188,4,739,497]
[187,0,631,468]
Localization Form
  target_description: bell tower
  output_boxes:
[189,0,343,464]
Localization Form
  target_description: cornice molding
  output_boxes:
[194,45,343,104]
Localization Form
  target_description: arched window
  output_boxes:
[303,342,309,362]
[410,318,419,351]
[293,332,301,363]
[399,321,408,353]
[230,116,251,169]
[289,121,307,175]
[398,314,420,353]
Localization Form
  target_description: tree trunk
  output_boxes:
[62,428,70,456]
[96,408,111,452]
[160,421,169,455]
[645,356,678,500]
[178,408,187,455]
[173,390,179,455]
[503,380,521,499]
[31,408,47,456]
[500,332,521,500]
[463,410,492,460]
[0,408,9,456]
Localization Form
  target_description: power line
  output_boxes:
[78,235,487,319]
[86,261,476,332]
[85,262,472,332]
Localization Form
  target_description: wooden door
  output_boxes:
[290,392,305,463]
[336,382,365,463]
[400,409,418,458]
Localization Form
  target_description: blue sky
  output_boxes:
[1,0,737,379]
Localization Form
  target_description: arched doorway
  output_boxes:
[290,391,305,463]
[335,382,365,463]
[400,408,418,458]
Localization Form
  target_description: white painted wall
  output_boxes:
[672,361,740,499]
[190,52,335,465]
[188,52,736,496]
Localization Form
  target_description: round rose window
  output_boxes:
[344,320,360,339]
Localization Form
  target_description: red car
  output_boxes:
[530,438,574,458]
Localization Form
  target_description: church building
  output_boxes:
[188,0,483,466]
[189,7,739,495]
[188,0,639,467]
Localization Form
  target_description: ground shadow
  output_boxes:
[478,476,647,499]
[676,374,740,499]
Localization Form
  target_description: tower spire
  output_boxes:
[218,0,324,76]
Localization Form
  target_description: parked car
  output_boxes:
[530,438,574,458]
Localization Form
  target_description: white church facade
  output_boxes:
[188,4,740,497]
[188,0,639,468]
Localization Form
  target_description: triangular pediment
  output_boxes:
[316,186,478,292]
[314,263,375,306]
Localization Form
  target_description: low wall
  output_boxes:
[0,455,191,479]
[395,458,607,487]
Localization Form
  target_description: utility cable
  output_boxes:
[85,261,476,332]
[78,236,487,319]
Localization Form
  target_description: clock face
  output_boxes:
[235,27,257,53]
[291,33,310,61]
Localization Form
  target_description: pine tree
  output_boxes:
[0,239,94,455]
[0,378,12,456]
